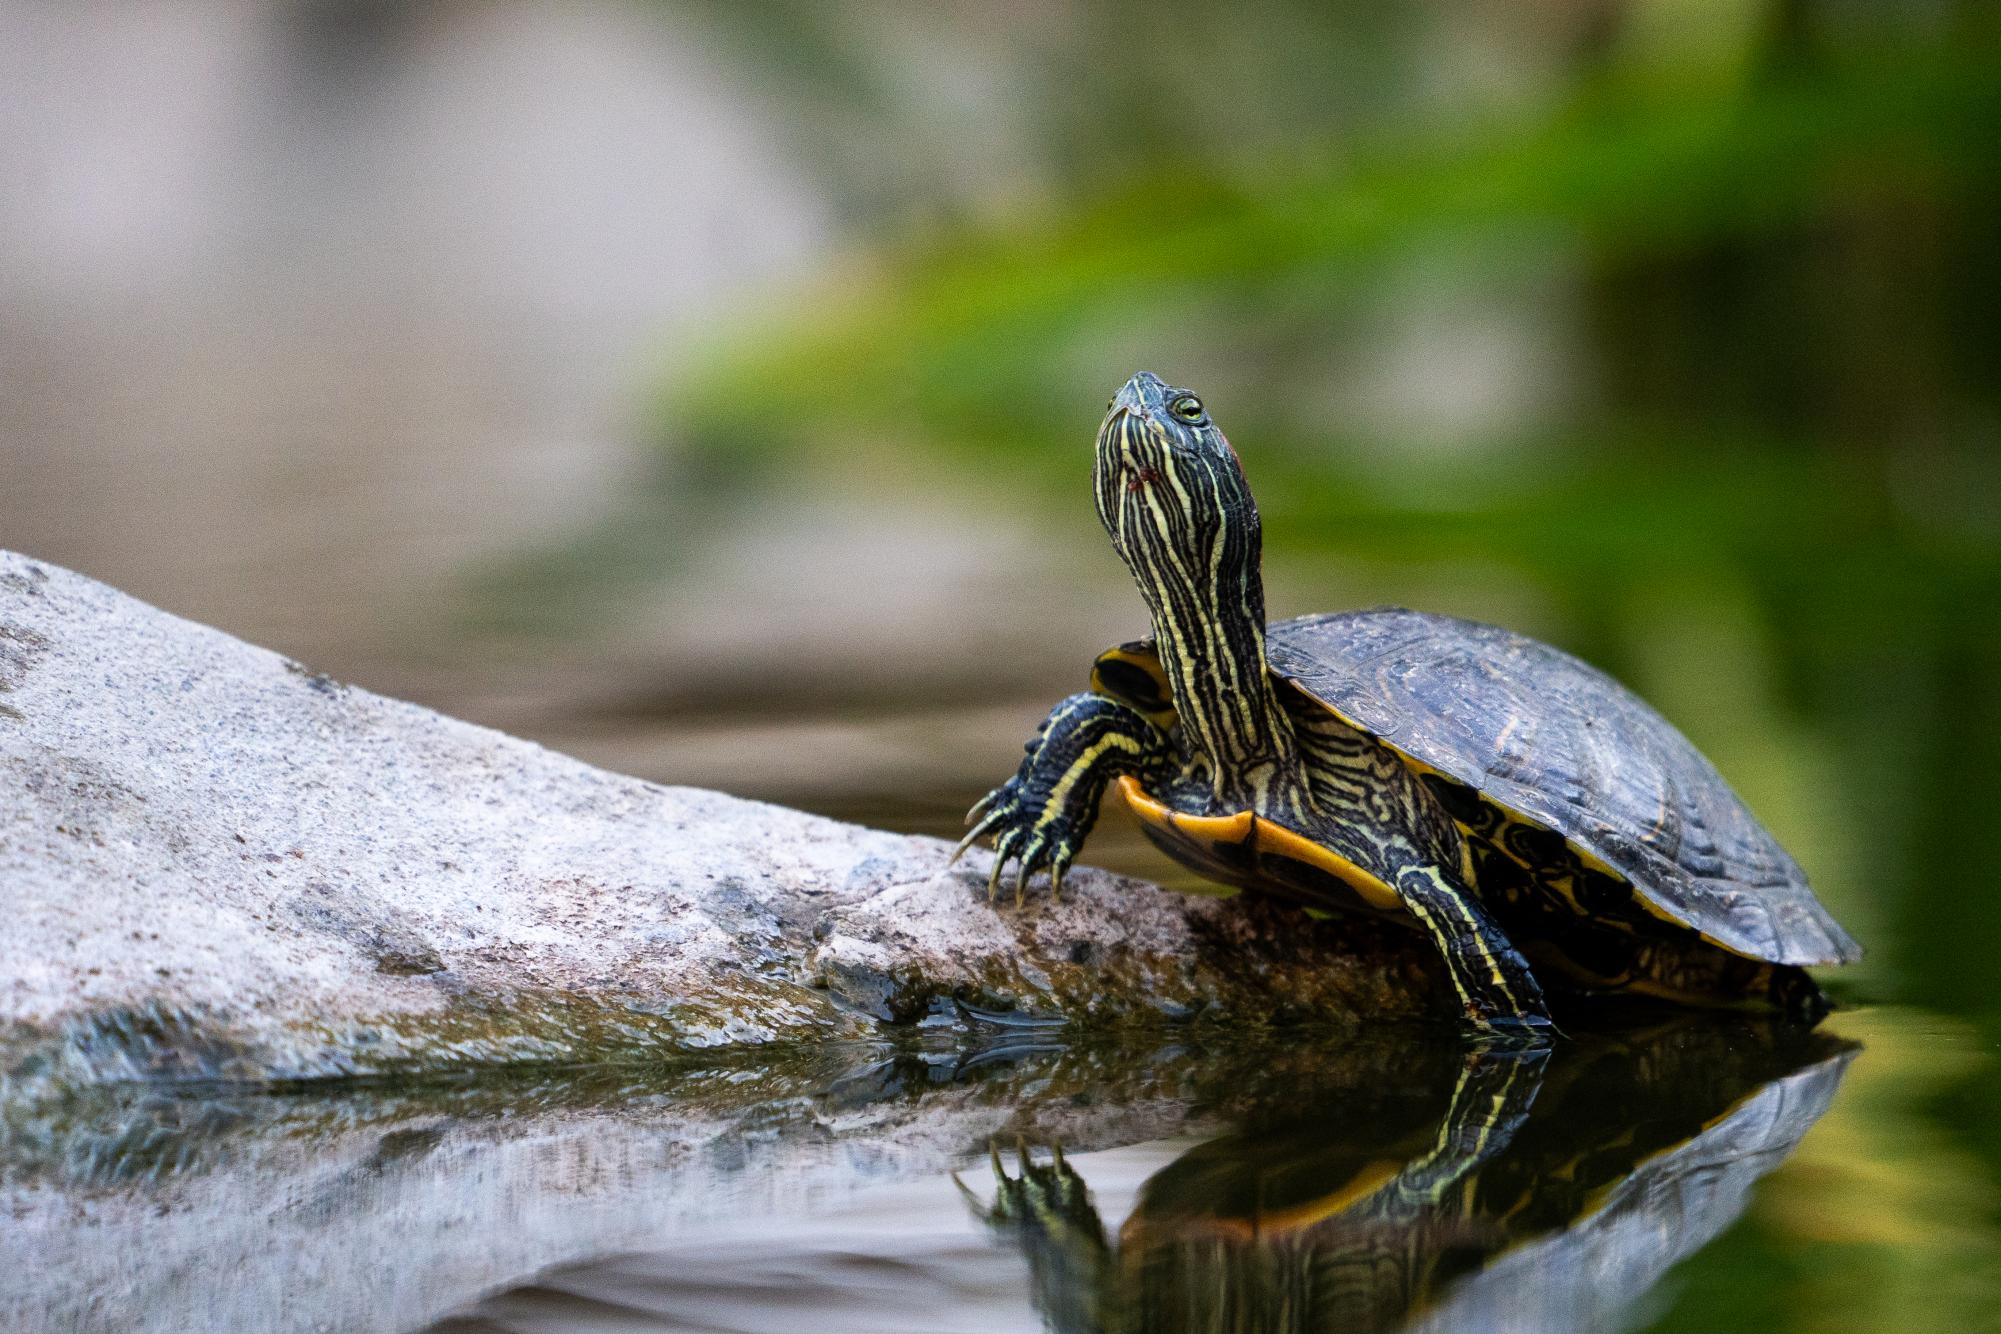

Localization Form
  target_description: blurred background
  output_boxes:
[3,2,2000,1324]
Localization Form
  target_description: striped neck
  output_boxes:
[1092,372,1309,817]
[1135,523,1305,815]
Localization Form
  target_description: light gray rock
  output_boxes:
[0,1043,1230,1334]
[0,553,1431,1100]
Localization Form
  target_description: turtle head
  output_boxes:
[1093,373,1295,805]
[1093,371,1260,588]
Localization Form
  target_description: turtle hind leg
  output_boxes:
[1395,863,1557,1039]
[954,692,1174,904]
[1525,919,1834,1025]
[1386,1044,1550,1211]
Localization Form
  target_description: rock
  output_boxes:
[0,553,1434,1101]
[0,1041,1240,1334]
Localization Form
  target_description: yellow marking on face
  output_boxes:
[1115,776,1403,912]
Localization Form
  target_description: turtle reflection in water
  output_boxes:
[958,371,1861,1033]
[963,1022,1854,1334]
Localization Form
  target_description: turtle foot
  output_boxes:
[950,776,1083,907]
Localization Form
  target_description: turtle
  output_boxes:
[961,1022,1856,1334]
[955,370,1861,1034]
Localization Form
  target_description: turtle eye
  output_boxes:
[1170,394,1205,423]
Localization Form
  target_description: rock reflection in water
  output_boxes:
[965,1022,1853,1334]
[2,1022,1851,1333]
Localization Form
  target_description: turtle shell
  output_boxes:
[1264,609,1861,967]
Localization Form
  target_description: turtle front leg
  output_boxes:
[956,1142,1117,1333]
[1395,863,1556,1038]
[954,693,1174,904]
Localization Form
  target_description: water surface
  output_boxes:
[7,1006,1991,1333]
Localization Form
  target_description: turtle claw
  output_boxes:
[1015,832,1053,907]
[949,806,1006,868]
[1010,829,1078,905]
[1047,846,1075,903]
[966,805,1077,908]
[951,773,1075,906]
[944,700,1120,908]
[969,1137,1104,1237]
[950,691,1155,906]
[987,826,1028,902]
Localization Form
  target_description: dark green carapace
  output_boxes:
[957,372,1860,1034]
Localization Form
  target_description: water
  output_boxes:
[6,1006,1993,1333]
[6,5,1999,1331]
